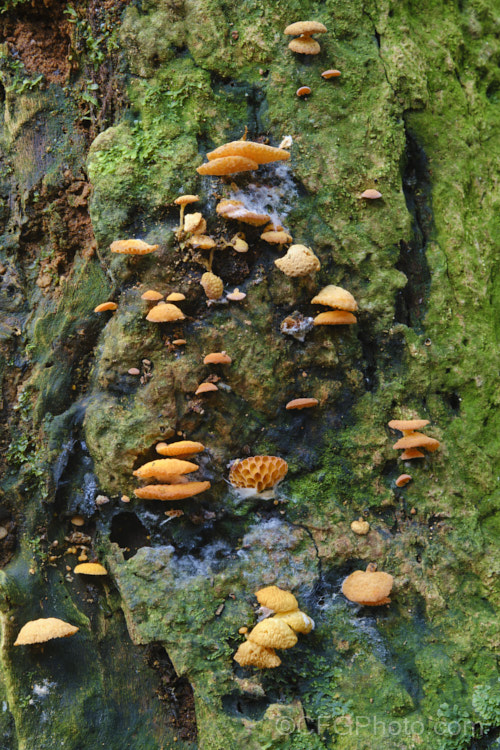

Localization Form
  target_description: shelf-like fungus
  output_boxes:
[255,585,298,613]
[393,432,440,452]
[285,397,319,409]
[273,610,315,634]
[74,562,107,575]
[313,311,357,325]
[134,458,198,481]
[195,382,219,395]
[94,302,118,312]
[400,448,425,460]
[275,244,321,277]
[141,290,163,301]
[135,481,211,501]
[207,140,290,164]
[146,302,185,323]
[247,618,297,650]
[396,474,412,487]
[260,229,292,246]
[285,21,327,55]
[197,156,259,176]
[311,285,358,311]
[361,189,382,199]
[156,440,205,457]
[321,69,341,79]
[203,352,232,365]
[342,563,393,606]
[110,239,158,254]
[229,455,288,499]
[388,419,430,432]
[14,618,79,646]
[296,86,312,97]
[234,640,281,669]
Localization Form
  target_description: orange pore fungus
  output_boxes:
[229,455,288,499]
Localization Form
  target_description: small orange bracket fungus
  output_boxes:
[156,440,205,457]
[141,290,163,302]
[400,448,425,460]
[388,419,430,432]
[146,302,185,323]
[275,244,321,277]
[197,155,259,176]
[313,311,357,325]
[200,271,224,300]
[311,285,358,311]
[396,474,412,487]
[392,432,440,452]
[228,455,288,499]
[134,458,198,481]
[246,618,297,650]
[285,397,318,410]
[273,610,315,634]
[321,69,341,79]
[350,517,370,535]
[195,382,219,395]
[74,562,107,575]
[296,86,312,97]
[260,229,292,247]
[234,640,282,669]
[389,419,440,457]
[361,188,382,199]
[135,481,211,501]
[341,563,393,606]
[110,239,158,254]
[203,351,232,365]
[94,302,117,312]
[207,140,290,164]
[285,21,327,55]
[234,586,314,668]
[14,618,79,646]
[255,585,298,613]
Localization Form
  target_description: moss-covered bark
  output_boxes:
[0,0,498,748]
